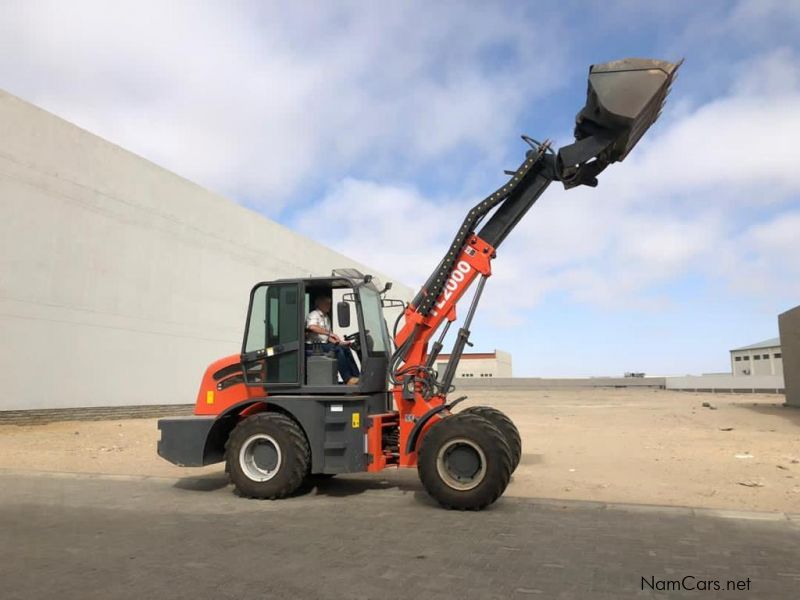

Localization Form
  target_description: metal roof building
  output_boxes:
[434,350,512,380]
[730,337,782,377]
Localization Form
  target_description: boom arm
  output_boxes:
[390,58,681,463]
[391,144,556,398]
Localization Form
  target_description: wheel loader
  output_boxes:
[158,58,681,509]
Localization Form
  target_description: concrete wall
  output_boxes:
[0,90,412,411]
[453,377,666,390]
[452,375,784,393]
[665,374,784,393]
[779,305,800,407]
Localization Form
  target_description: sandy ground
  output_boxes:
[1,388,798,512]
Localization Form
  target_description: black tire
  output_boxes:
[417,413,512,510]
[225,412,310,499]
[461,406,522,472]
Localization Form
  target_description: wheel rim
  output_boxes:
[239,434,282,482]
[436,437,487,491]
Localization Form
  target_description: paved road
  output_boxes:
[1,471,798,599]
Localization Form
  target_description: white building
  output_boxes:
[730,337,783,377]
[0,90,411,411]
[434,350,512,379]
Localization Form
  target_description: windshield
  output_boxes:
[358,286,390,354]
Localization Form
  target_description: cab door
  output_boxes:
[241,282,301,388]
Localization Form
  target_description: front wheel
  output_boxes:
[461,406,522,472]
[225,412,310,499]
[417,413,512,510]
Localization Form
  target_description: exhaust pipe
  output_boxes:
[558,57,682,188]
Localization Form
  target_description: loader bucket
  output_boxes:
[574,57,682,162]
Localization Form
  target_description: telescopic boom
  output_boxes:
[391,58,681,424]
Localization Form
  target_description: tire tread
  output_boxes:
[418,412,512,510]
[462,406,522,471]
[225,412,310,499]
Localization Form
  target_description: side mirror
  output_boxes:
[337,301,351,328]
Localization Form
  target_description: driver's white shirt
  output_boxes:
[305,309,332,344]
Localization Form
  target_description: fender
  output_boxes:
[404,396,468,455]
[200,399,269,464]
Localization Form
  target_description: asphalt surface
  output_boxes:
[1,470,799,600]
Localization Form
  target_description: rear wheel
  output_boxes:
[461,406,522,471]
[226,412,310,499]
[418,413,512,510]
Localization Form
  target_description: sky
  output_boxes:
[1,1,799,376]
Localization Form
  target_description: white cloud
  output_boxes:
[2,1,798,336]
[295,48,800,323]
[715,211,800,299]
[628,80,800,198]
[0,1,566,210]
[293,178,465,285]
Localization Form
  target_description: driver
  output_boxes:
[305,296,360,385]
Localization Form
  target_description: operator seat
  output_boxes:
[304,329,338,386]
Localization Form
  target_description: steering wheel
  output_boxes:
[343,330,369,354]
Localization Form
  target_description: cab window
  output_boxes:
[243,283,300,385]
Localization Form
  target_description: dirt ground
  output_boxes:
[1,389,798,512]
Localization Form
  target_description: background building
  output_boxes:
[730,338,783,377]
[434,350,512,379]
[0,90,412,412]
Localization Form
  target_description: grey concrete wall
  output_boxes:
[453,375,785,393]
[453,377,666,390]
[665,374,784,393]
[778,305,800,407]
[0,90,412,411]
[0,404,194,425]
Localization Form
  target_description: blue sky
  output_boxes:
[2,1,799,375]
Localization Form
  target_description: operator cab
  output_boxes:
[240,269,398,395]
